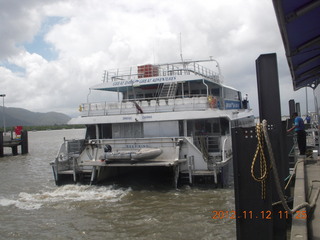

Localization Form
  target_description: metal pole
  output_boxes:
[0,94,5,133]
[313,88,320,156]
[306,87,308,116]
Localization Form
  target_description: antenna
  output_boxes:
[153,38,156,64]
[179,32,184,62]
[102,70,107,82]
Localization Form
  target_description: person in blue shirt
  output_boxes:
[287,112,306,155]
[305,115,311,124]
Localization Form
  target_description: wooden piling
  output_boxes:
[0,132,3,157]
[232,127,273,240]
[233,54,289,239]
[12,145,18,155]
[21,130,28,154]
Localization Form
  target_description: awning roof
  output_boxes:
[273,0,320,90]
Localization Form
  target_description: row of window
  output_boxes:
[126,88,221,100]
[125,87,240,101]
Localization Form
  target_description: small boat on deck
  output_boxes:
[104,148,162,161]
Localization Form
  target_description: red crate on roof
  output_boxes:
[138,64,159,78]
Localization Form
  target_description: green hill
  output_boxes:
[0,106,71,127]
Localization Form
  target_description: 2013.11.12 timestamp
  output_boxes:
[211,210,307,220]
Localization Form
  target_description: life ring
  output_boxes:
[207,96,216,108]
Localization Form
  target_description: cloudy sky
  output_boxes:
[0,0,315,117]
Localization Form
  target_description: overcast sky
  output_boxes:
[0,0,315,117]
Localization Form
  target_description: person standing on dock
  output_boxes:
[287,112,306,155]
[305,115,311,124]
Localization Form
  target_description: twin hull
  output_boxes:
[52,133,234,187]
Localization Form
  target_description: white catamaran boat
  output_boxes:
[51,58,254,187]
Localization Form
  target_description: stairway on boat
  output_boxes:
[51,139,98,185]
[53,164,97,185]
[157,82,178,98]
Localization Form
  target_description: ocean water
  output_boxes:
[0,129,236,240]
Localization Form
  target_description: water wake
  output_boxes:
[0,185,131,210]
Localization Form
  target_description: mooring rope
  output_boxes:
[251,122,268,199]
[284,159,304,191]
[261,119,320,215]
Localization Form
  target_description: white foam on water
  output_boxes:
[0,185,131,210]
[0,198,18,207]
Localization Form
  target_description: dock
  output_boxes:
[0,131,29,157]
[232,53,320,240]
[232,121,319,240]
[290,155,320,240]
[270,1,320,238]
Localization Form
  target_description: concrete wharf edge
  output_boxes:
[290,156,320,240]
[290,158,307,240]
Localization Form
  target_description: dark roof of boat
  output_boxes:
[273,0,320,90]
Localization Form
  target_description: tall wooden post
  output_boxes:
[21,131,29,154]
[12,146,18,155]
[256,53,288,239]
[232,127,273,240]
[0,132,3,157]
[232,53,288,239]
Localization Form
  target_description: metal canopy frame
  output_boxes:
[273,0,320,90]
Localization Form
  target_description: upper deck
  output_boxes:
[91,59,221,92]
[77,59,249,119]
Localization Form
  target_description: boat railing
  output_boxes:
[52,139,85,171]
[220,136,232,164]
[89,137,182,148]
[102,61,220,84]
[194,135,221,153]
[80,95,221,117]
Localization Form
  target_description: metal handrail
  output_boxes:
[80,96,213,117]
[102,60,220,83]
[221,137,231,163]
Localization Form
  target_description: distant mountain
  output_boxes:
[0,106,71,127]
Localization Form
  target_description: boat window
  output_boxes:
[136,94,143,99]
[187,121,193,136]
[112,123,143,138]
[211,88,220,96]
[187,119,221,136]
[212,121,220,133]
[224,88,240,100]
[144,121,179,137]
[187,119,222,153]
[98,124,112,139]
[191,90,200,95]
[85,125,96,139]
[220,118,229,135]
[145,93,153,99]
[179,120,184,136]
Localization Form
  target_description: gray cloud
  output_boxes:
[0,0,43,59]
[0,0,315,117]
